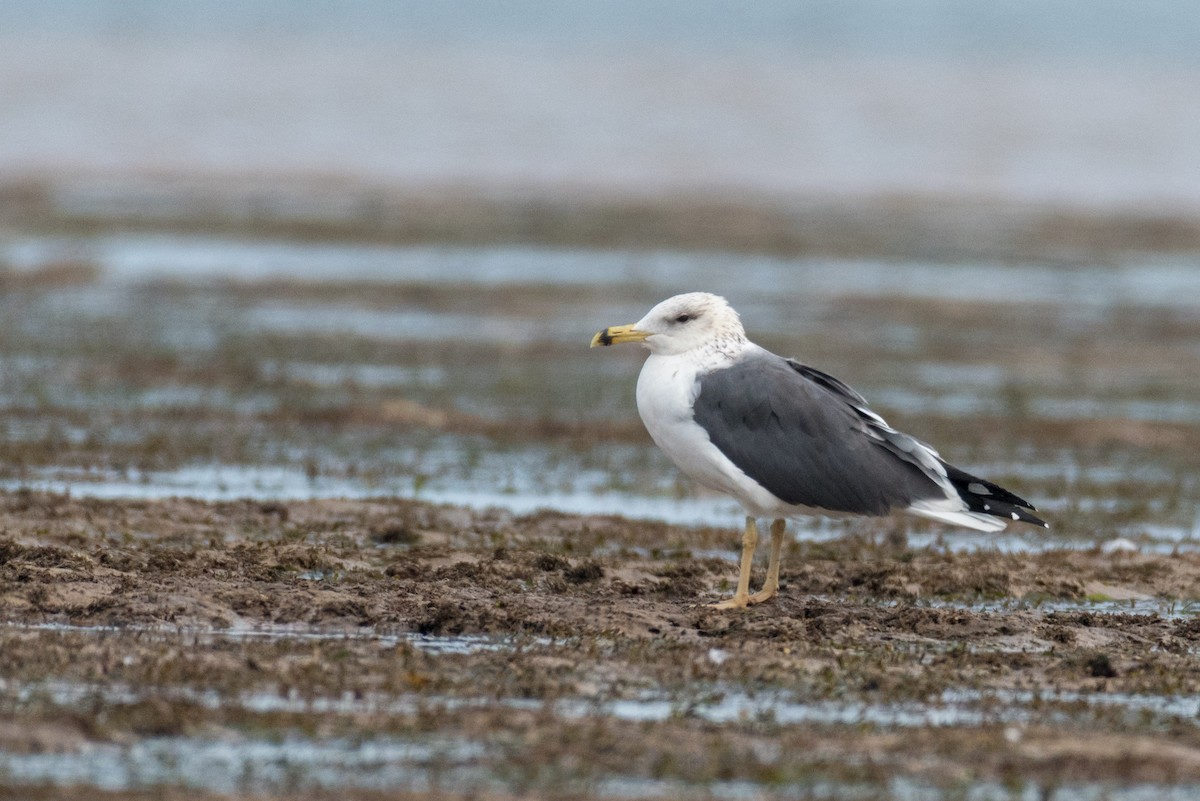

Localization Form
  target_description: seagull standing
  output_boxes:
[591,292,1046,609]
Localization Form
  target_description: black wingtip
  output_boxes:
[941,461,1047,529]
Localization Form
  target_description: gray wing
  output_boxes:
[691,354,944,515]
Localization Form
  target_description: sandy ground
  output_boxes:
[3,491,1200,799]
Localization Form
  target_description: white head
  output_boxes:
[591,292,747,356]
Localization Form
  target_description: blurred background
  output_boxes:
[0,0,1198,549]
[3,0,1200,203]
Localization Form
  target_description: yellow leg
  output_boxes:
[709,516,758,609]
[748,518,786,605]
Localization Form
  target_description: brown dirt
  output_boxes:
[3,491,1200,799]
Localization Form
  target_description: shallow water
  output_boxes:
[0,732,486,796]
[9,234,1200,311]
[8,731,1190,800]
[7,675,1196,735]
[6,462,1197,555]
[1,234,1198,554]
[5,736,1199,801]
[0,620,513,656]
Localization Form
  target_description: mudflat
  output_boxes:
[3,490,1200,799]
[2,179,1200,798]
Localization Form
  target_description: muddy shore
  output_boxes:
[1,173,1199,797]
[3,491,1200,799]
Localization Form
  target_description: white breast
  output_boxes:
[635,352,789,517]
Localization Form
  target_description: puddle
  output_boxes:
[0,462,746,528]
[2,732,1197,801]
[6,666,1198,733]
[914,596,1200,621]
[586,686,1200,730]
[0,620,514,656]
[0,733,487,796]
[9,235,1200,312]
[5,459,1197,554]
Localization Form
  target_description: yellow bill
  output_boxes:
[590,323,651,348]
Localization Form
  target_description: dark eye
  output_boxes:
[674,314,691,323]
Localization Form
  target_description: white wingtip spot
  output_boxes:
[1011,512,1019,520]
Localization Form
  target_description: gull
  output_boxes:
[591,292,1046,609]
